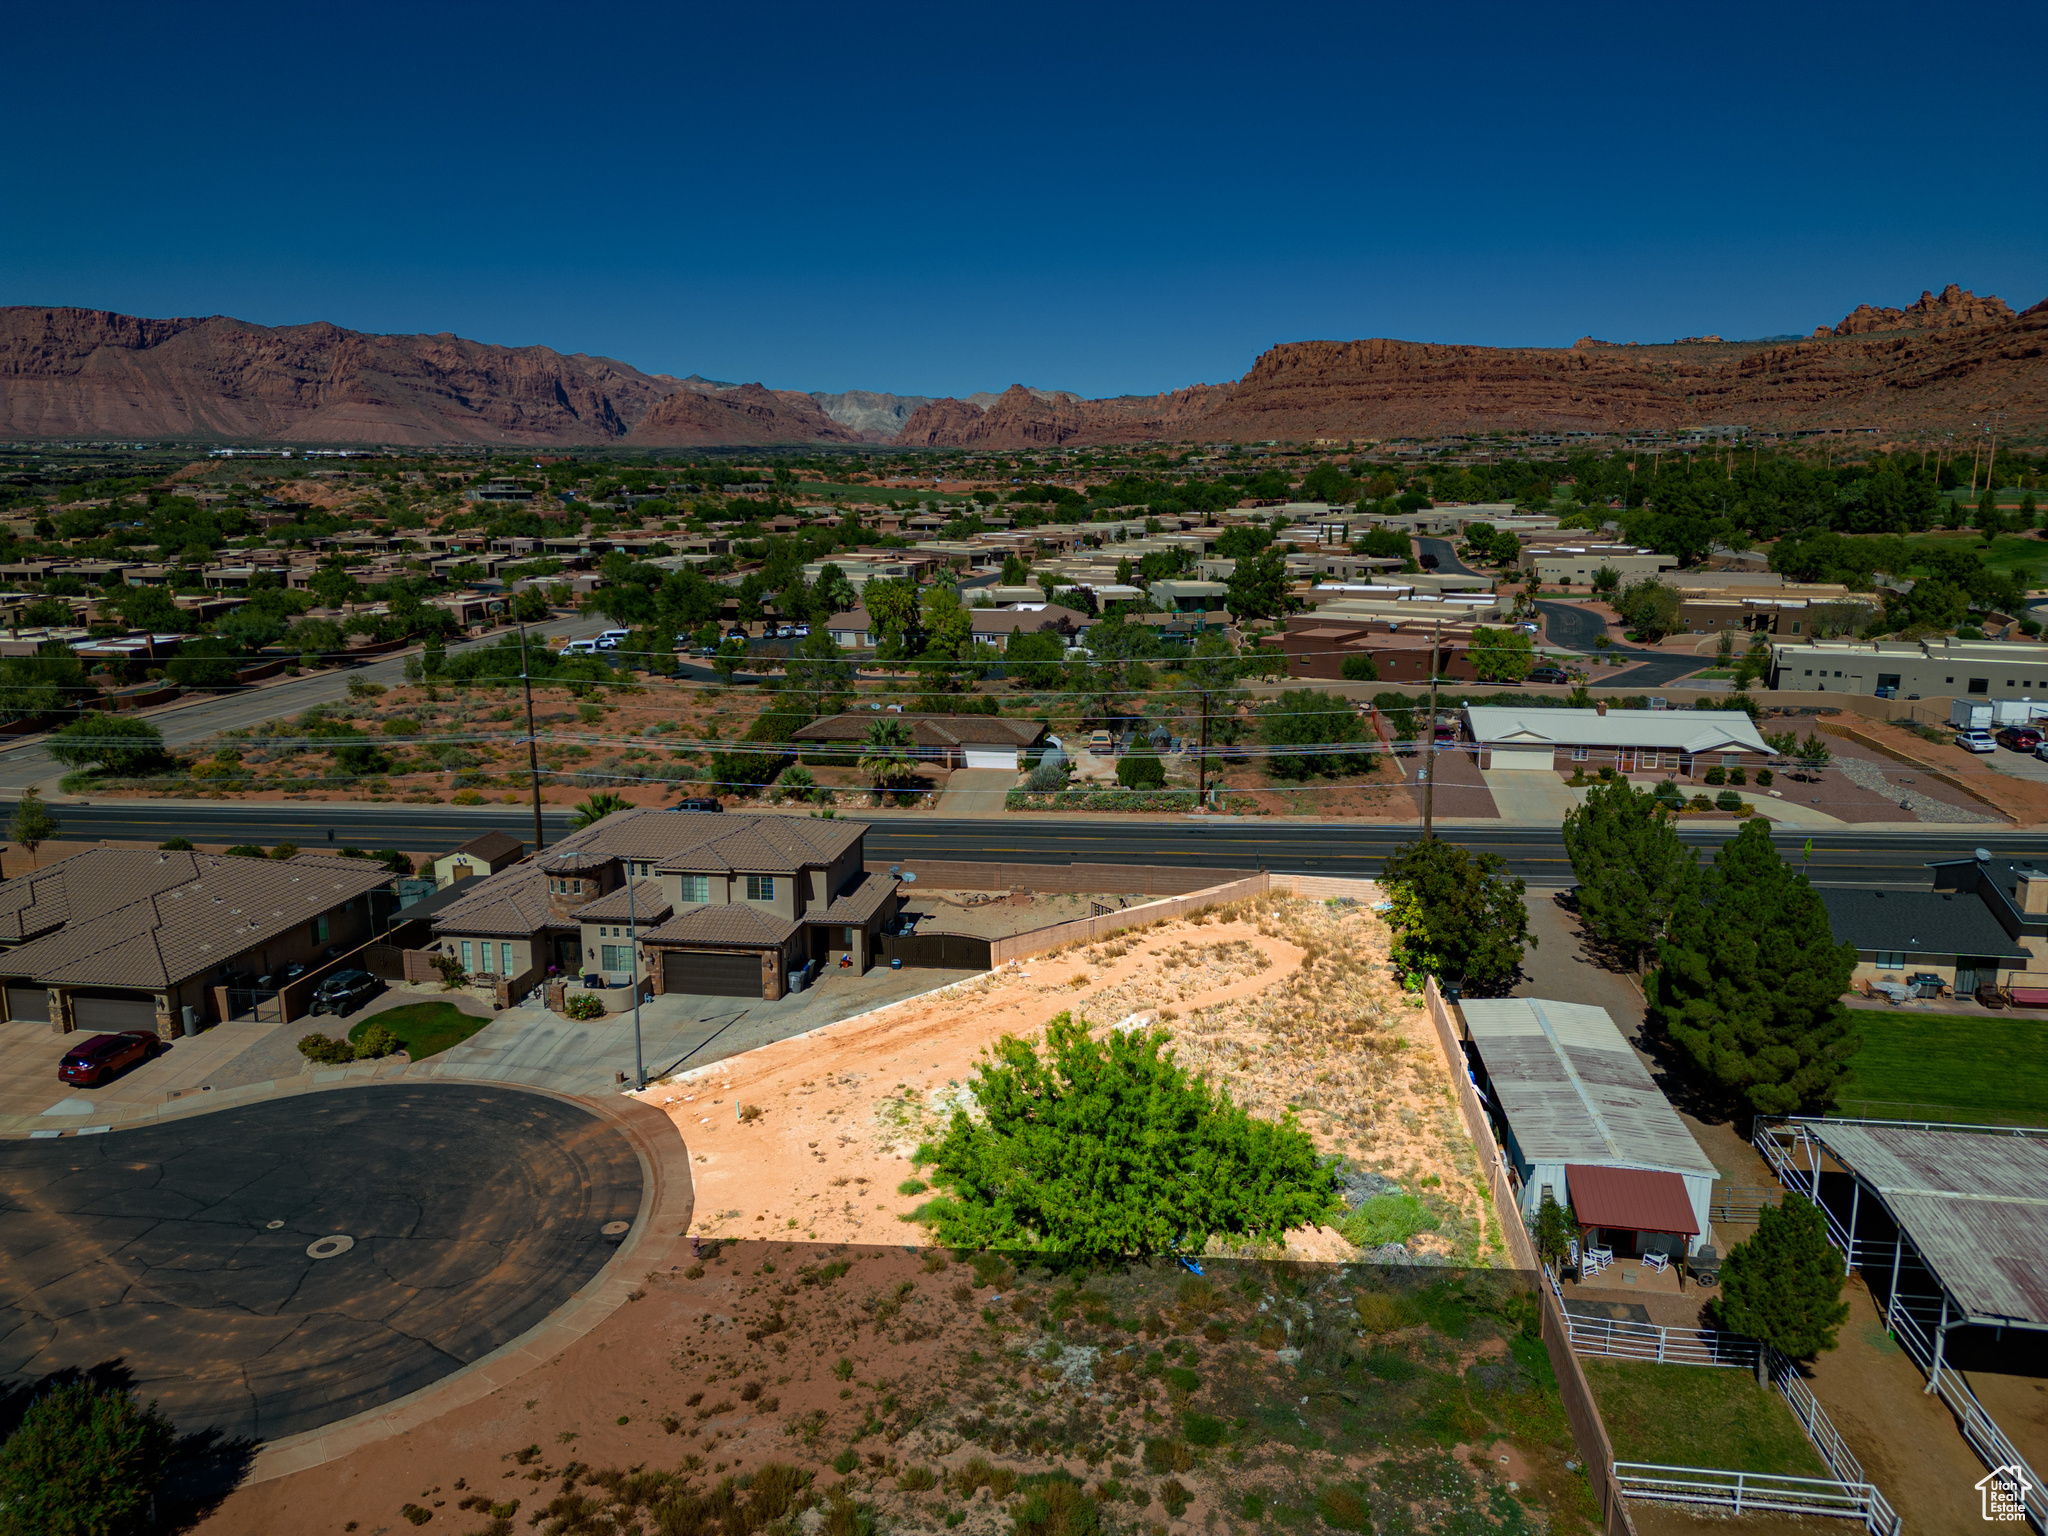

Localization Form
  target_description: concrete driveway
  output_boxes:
[936,768,1017,817]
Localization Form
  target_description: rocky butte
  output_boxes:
[0,283,2040,447]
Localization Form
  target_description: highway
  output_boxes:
[6,801,2035,889]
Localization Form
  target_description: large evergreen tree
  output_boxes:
[1647,820,1859,1115]
[1381,838,1533,991]
[1562,780,1698,970]
[1709,1194,1850,1384]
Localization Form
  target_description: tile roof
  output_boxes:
[451,830,525,863]
[790,714,1046,748]
[642,904,798,948]
[0,851,392,990]
[552,808,865,875]
[431,864,580,939]
[806,873,899,926]
[574,879,672,924]
[1819,888,2028,961]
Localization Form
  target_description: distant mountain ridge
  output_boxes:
[1,285,2041,449]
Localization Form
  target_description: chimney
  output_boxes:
[2018,869,2048,917]
[1595,700,1608,716]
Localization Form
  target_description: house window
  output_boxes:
[747,874,776,900]
[1969,678,1989,694]
[1571,746,1589,761]
[501,942,514,974]
[311,914,329,944]
[1721,753,1739,766]
[1789,622,1801,634]
[1873,950,1907,969]
[600,944,632,972]
[460,939,474,971]
[678,874,710,903]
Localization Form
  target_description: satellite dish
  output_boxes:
[901,871,917,883]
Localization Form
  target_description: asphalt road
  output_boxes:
[0,1083,640,1441]
[1415,537,1482,579]
[3,803,2031,887]
[0,612,610,794]
[1534,600,1707,687]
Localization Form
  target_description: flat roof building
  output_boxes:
[1770,635,2048,699]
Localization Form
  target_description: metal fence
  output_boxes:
[1708,1184,1783,1222]
[1558,1310,1760,1371]
[1612,1465,1899,1535]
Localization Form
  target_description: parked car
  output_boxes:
[726,627,750,642]
[57,1030,159,1087]
[761,622,784,638]
[561,638,598,655]
[1527,667,1570,685]
[674,797,724,812]
[787,623,811,637]
[1955,729,1998,753]
[309,969,381,1017]
[1997,726,2043,752]
[690,644,717,657]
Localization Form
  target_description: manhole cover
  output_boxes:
[601,1220,631,1237]
[306,1234,355,1260]
[266,1220,284,1230]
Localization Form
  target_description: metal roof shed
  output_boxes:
[1460,997,1717,1255]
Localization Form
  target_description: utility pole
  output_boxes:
[1423,617,1441,839]
[1196,690,1210,810]
[518,623,545,853]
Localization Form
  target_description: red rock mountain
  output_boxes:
[2,286,2040,447]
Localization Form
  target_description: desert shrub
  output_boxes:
[1339,1190,1434,1250]
[1024,758,1069,792]
[897,1178,928,1195]
[1703,765,1726,785]
[1354,1292,1421,1335]
[1317,1481,1375,1531]
[1158,1479,1191,1517]
[1728,766,1747,785]
[297,1032,354,1064]
[1757,767,1775,787]
[1715,789,1744,812]
[1142,1437,1193,1474]
[1114,752,1165,791]
[831,1450,859,1475]
[1183,1411,1226,1447]
[897,1466,936,1491]
[352,1023,400,1060]
[915,1012,1334,1260]
[1690,793,1713,810]
[430,952,466,989]
[0,1379,175,1536]
[565,993,604,1020]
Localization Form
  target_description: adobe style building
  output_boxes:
[1770,635,2048,700]
[427,810,899,1001]
[0,849,391,1037]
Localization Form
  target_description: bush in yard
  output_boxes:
[1533,1192,1576,1269]
[565,993,605,1020]
[1257,688,1375,780]
[0,1377,175,1536]
[1709,1194,1850,1385]
[1115,751,1165,791]
[1379,837,1532,991]
[352,1023,401,1060]
[1757,768,1774,788]
[430,952,466,989]
[1715,789,1743,811]
[1703,765,1726,785]
[297,1033,354,1064]
[915,1012,1335,1261]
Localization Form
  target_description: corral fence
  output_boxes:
[1612,1465,1899,1535]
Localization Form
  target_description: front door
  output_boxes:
[1616,748,1636,773]
[1954,959,1977,994]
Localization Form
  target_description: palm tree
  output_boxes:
[857,719,920,791]
[570,791,632,829]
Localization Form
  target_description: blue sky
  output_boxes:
[6,0,2043,400]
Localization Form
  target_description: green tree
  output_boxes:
[570,791,632,828]
[1533,1192,1576,1271]
[1591,566,1621,595]
[9,785,58,866]
[1224,547,1290,622]
[1561,780,1699,970]
[858,718,921,791]
[1380,838,1532,991]
[1467,625,1534,683]
[308,565,362,607]
[511,587,552,623]
[109,584,188,633]
[710,636,749,686]
[1004,628,1067,690]
[1256,688,1374,780]
[1794,732,1833,775]
[1647,820,1859,1116]
[1000,552,1032,585]
[1301,462,1354,503]
[165,635,241,690]
[1115,751,1166,791]
[1339,653,1379,681]
[1614,578,1682,640]
[46,714,166,776]
[916,1012,1336,1261]
[1709,1195,1851,1385]
[812,562,858,617]
[0,1378,176,1536]
[785,628,853,715]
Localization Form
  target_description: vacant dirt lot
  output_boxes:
[642,892,1504,1267]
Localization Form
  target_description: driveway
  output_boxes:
[1480,769,1588,824]
[1415,537,1484,578]
[1535,601,1708,687]
[415,964,984,1094]
[936,767,1017,817]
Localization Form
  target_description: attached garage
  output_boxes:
[963,745,1020,770]
[69,991,159,1034]
[4,985,49,1024]
[1484,743,1556,772]
[661,950,761,998]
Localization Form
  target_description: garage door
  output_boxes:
[1486,744,1556,772]
[4,986,48,1024]
[70,992,159,1033]
[964,746,1018,770]
[661,950,761,997]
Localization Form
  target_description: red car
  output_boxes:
[57,1030,160,1087]
[1996,726,2043,753]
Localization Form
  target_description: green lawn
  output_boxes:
[1835,1011,2048,1125]
[349,1001,491,1061]
[1896,531,2046,583]
[1582,1359,1827,1476]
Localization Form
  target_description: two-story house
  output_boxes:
[428,810,900,1000]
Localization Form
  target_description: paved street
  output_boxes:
[0,612,609,795]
